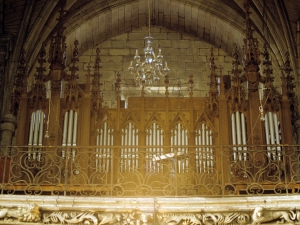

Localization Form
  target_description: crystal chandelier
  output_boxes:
[128,0,169,86]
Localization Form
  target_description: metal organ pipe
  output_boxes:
[273,114,280,144]
[38,111,44,146]
[126,123,130,170]
[128,122,132,146]
[123,127,126,172]
[181,124,184,147]
[106,128,111,172]
[33,111,39,146]
[28,113,35,146]
[135,127,138,171]
[153,123,156,148]
[132,124,135,169]
[241,113,246,145]
[103,122,107,145]
[147,127,151,172]
[102,124,105,170]
[62,111,69,146]
[235,111,242,146]
[264,114,271,158]
[241,113,247,160]
[209,130,213,169]
[67,110,74,146]
[201,126,204,171]
[72,112,78,146]
[267,112,276,160]
[196,129,201,173]
[268,112,275,145]
[96,128,100,169]
[206,126,209,170]
[33,111,43,161]
[96,120,115,172]
[99,127,103,170]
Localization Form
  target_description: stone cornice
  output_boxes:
[0,195,299,224]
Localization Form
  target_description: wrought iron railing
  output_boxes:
[0,145,300,196]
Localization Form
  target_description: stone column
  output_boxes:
[0,113,17,153]
[0,33,14,117]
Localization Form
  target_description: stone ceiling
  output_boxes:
[1,0,299,109]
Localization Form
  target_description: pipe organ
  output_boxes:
[9,37,298,196]
[195,124,213,173]
[121,122,139,172]
[146,123,164,173]
[96,118,113,172]
[62,110,78,159]
[264,112,282,161]
[170,123,189,173]
[28,110,45,161]
[231,112,247,161]
[8,0,300,195]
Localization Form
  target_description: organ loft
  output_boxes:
[0,0,300,224]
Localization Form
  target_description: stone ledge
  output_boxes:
[0,195,299,224]
[0,195,299,212]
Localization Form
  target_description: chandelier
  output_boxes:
[128,0,170,86]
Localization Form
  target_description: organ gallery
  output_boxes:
[0,0,300,224]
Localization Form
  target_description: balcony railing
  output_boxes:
[1,145,300,196]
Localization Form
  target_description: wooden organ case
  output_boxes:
[7,1,300,197]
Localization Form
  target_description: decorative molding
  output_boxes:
[0,196,299,224]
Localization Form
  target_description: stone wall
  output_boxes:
[71,26,234,108]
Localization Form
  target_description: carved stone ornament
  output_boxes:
[252,207,298,225]
[1,203,300,225]
[0,203,40,222]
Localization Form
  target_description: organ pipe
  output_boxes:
[177,123,180,150]
[206,127,209,169]
[241,113,246,145]
[96,129,99,168]
[268,112,275,146]
[38,111,44,146]
[263,112,281,161]
[103,122,107,145]
[67,110,74,146]
[72,112,78,146]
[235,111,242,146]
[62,111,68,146]
[241,113,247,160]
[264,113,271,158]
[28,113,34,146]
[33,111,39,146]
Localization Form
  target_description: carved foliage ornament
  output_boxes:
[0,203,40,222]
[1,205,300,225]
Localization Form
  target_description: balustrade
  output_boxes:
[1,145,300,196]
